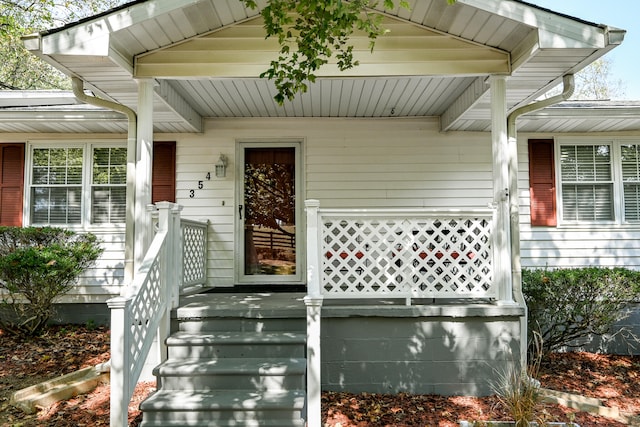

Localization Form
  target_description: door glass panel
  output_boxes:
[243,147,296,276]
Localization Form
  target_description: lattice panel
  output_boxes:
[182,222,207,286]
[320,215,495,299]
[127,253,163,389]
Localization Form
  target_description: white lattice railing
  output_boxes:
[304,200,498,427]
[108,202,205,427]
[181,219,208,287]
[151,209,208,290]
[307,203,497,303]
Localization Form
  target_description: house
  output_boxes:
[0,0,637,425]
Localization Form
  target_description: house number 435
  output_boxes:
[189,172,211,198]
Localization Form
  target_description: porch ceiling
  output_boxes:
[19,0,626,133]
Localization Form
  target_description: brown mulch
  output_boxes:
[1,326,640,426]
[0,325,152,426]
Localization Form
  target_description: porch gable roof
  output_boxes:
[20,0,625,133]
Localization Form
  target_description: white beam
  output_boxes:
[0,110,125,122]
[441,77,489,132]
[510,30,541,72]
[155,80,203,133]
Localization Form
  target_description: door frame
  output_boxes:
[234,140,305,285]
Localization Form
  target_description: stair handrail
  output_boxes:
[107,201,180,427]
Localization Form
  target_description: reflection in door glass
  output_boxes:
[244,147,296,275]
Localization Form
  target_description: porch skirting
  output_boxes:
[321,302,524,396]
[175,292,524,397]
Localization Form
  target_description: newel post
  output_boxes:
[171,204,183,306]
[155,201,174,366]
[107,296,130,427]
[305,200,321,298]
[304,199,323,427]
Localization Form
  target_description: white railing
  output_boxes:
[304,200,498,427]
[151,210,209,290]
[308,203,496,303]
[107,202,208,427]
[181,219,208,287]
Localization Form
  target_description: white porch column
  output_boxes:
[489,75,513,304]
[134,78,155,268]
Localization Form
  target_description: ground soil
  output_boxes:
[1,325,640,426]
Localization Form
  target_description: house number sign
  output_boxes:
[189,172,211,198]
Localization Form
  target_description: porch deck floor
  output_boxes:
[176,290,525,319]
[176,291,307,319]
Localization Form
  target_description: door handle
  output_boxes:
[239,204,243,220]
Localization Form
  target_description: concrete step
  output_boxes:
[167,331,306,359]
[174,293,307,320]
[139,390,306,427]
[142,293,308,426]
[154,357,306,391]
[175,316,306,333]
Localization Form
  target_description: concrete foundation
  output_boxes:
[321,303,523,396]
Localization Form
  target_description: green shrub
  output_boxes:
[523,266,640,355]
[0,227,103,337]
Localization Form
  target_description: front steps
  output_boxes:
[140,293,307,427]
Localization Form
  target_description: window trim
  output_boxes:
[26,140,127,230]
[554,137,640,226]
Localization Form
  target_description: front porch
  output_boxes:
[109,201,523,426]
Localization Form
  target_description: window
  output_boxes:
[29,143,126,226]
[31,147,83,224]
[530,138,640,226]
[559,144,613,221]
[621,144,640,221]
[92,147,126,224]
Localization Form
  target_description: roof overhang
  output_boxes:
[17,0,626,133]
[2,93,640,134]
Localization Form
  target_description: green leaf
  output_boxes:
[236,0,459,103]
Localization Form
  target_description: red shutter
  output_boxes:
[0,144,25,227]
[152,141,176,204]
[528,139,557,227]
